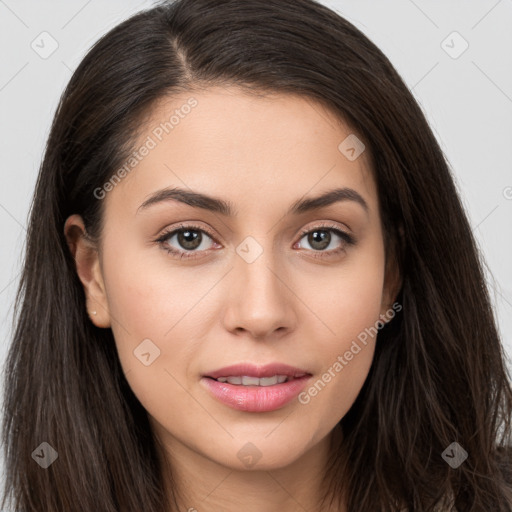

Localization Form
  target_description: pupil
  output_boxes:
[308,230,330,250]
[178,229,201,250]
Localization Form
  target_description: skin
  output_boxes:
[65,86,400,512]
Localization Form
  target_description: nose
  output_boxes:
[222,243,298,340]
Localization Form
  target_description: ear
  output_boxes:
[64,214,111,328]
[379,225,403,323]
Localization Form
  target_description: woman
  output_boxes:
[2,0,511,510]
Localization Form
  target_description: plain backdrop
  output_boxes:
[0,0,511,496]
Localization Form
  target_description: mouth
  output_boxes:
[203,362,311,381]
[200,363,312,412]
[204,374,306,386]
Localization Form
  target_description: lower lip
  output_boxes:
[200,376,311,412]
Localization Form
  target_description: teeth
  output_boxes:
[241,376,260,386]
[216,375,290,386]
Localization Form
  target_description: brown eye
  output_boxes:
[156,224,219,260]
[175,228,203,250]
[305,229,332,251]
[295,224,356,258]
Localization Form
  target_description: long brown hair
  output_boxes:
[2,0,511,510]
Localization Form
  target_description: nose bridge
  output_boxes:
[223,235,296,337]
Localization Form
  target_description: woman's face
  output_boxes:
[67,86,398,473]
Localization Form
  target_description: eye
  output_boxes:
[155,224,220,260]
[294,223,355,258]
[155,222,356,261]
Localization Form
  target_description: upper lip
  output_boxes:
[203,363,311,379]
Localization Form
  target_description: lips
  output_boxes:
[201,363,312,412]
[203,362,310,380]
[215,375,290,386]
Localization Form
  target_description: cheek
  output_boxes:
[101,233,214,341]
[99,238,201,393]
[297,239,385,428]
[296,301,380,446]
[314,235,386,342]
[296,342,375,448]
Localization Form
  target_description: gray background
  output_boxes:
[0,0,511,495]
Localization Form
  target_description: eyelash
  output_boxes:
[155,222,356,261]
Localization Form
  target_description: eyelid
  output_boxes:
[156,221,218,239]
[296,220,353,240]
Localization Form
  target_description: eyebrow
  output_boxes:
[137,186,369,216]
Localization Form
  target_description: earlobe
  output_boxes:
[63,214,111,328]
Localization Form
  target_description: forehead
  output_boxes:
[104,86,377,217]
